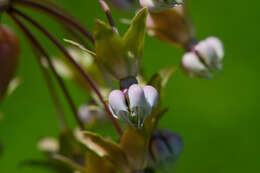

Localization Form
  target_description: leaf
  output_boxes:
[123,8,148,60]
[76,130,130,172]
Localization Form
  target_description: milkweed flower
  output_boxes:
[108,84,158,128]
[148,130,183,168]
[182,37,224,78]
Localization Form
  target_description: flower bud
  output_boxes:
[148,130,183,168]
[139,0,184,13]
[108,84,158,128]
[0,25,20,99]
[146,4,195,47]
[78,104,107,124]
[182,37,224,78]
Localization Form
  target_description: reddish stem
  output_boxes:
[11,8,122,136]
[7,10,85,130]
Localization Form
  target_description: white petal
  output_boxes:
[195,38,223,72]
[182,52,211,78]
[206,37,224,59]
[143,85,159,108]
[128,84,151,114]
[108,90,129,119]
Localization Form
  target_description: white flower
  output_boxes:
[182,36,224,78]
[139,0,184,13]
[108,84,159,128]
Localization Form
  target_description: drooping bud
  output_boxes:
[139,0,184,13]
[146,4,195,47]
[148,130,183,168]
[182,37,224,78]
[0,25,20,99]
[108,84,159,128]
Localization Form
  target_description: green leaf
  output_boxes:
[123,8,148,60]
[78,131,130,172]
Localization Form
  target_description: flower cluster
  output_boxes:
[109,84,158,128]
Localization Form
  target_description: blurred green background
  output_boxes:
[0,0,259,173]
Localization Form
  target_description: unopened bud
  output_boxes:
[148,130,183,168]
[108,84,158,128]
[140,0,184,13]
[0,25,20,99]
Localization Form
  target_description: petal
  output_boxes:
[206,37,224,59]
[143,85,159,108]
[195,38,223,72]
[182,52,212,78]
[108,90,129,119]
[128,84,151,114]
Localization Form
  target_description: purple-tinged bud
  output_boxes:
[140,0,184,13]
[182,36,224,78]
[0,25,20,99]
[108,84,159,128]
[148,130,183,168]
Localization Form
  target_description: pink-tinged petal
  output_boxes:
[143,85,159,108]
[108,90,129,119]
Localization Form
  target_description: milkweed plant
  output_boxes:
[0,0,224,172]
